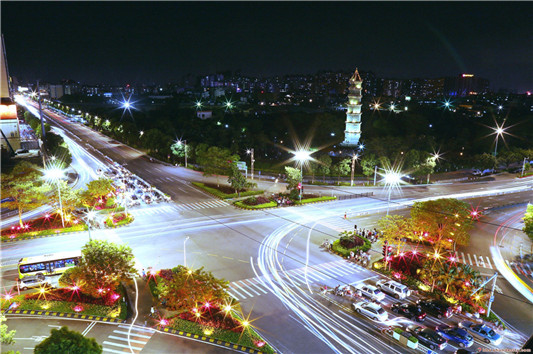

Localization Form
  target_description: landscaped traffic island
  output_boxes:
[147,265,275,353]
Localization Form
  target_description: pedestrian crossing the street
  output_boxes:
[226,259,367,301]
[130,200,230,216]
[102,325,155,354]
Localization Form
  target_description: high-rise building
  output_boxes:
[341,69,362,147]
[444,74,490,97]
[0,34,21,153]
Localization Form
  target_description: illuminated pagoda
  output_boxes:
[341,68,363,147]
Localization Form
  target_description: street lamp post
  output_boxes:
[293,150,312,201]
[350,153,359,187]
[383,170,402,216]
[44,167,66,228]
[246,148,255,180]
[184,236,190,268]
[494,127,503,156]
[177,140,187,168]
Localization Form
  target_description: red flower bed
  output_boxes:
[178,305,242,333]
[2,215,72,235]
[24,287,120,306]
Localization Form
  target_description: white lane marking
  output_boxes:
[461,252,466,264]
[103,348,130,354]
[249,281,269,294]
[486,257,493,269]
[228,286,246,299]
[467,253,473,265]
[474,254,479,266]
[226,291,239,300]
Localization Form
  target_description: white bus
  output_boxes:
[18,250,81,279]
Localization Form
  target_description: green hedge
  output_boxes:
[294,196,337,205]
[331,234,371,257]
[4,299,125,319]
[1,224,88,242]
[105,214,133,228]
[192,182,263,199]
[234,200,277,209]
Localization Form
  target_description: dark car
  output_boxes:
[417,299,453,319]
[407,325,448,351]
[391,302,426,322]
[436,325,474,348]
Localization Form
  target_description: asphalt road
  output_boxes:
[3,96,532,353]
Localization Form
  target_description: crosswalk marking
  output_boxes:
[461,252,466,264]
[486,257,492,269]
[103,348,131,354]
[467,253,473,265]
[103,341,143,350]
[108,336,148,345]
[117,325,155,333]
[238,281,261,296]
[113,330,151,339]
[474,254,479,266]
[131,200,229,214]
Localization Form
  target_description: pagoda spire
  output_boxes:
[341,68,363,147]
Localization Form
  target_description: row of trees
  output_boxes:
[524,204,533,242]
[23,111,73,166]
[1,161,115,227]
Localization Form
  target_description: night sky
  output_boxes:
[2,2,532,91]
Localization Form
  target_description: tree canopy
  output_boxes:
[227,163,247,196]
[72,240,137,297]
[523,204,533,242]
[157,265,229,312]
[34,326,102,354]
[196,145,239,186]
[411,198,473,248]
[0,315,16,346]
[1,162,51,226]
[284,166,302,191]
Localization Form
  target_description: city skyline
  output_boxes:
[2,2,531,92]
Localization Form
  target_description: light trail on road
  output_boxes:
[254,222,405,354]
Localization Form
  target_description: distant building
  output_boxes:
[341,69,362,147]
[381,79,402,98]
[444,74,489,97]
[49,84,64,99]
[197,110,212,120]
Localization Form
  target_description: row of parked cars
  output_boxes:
[350,279,502,351]
[105,166,170,206]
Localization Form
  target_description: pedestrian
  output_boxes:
[344,212,347,219]
[354,224,357,231]
[150,307,155,317]
[141,269,146,278]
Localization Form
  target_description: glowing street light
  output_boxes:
[195,100,202,109]
[139,130,144,137]
[246,148,255,180]
[43,167,66,228]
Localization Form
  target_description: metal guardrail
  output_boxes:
[336,192,374,200]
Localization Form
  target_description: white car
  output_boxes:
[18,275,51,290]
[353,301,388,322]
[355,284,386,302]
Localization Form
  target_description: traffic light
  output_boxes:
[387,246,393,256]
[382,241,388,257]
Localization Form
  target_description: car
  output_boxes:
[417,299,453,319]
[436,325,474,348]
[355,284,385,302]
[391,302,426,322]
[376,280,411,299]
[18,275,51,290]
[352,301,388,322]
[458,321,502,345]
[143,195,152,204]
[407,325,448,351]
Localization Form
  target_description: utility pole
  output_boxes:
[37,80,46,145]
[250,148,254,180]
[471,272,498,317]
[373,165,378,186]
[521,157,528,177]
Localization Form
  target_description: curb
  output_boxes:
[1,229,87,243]
[4,309,126,323]
[160,327,269,354]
